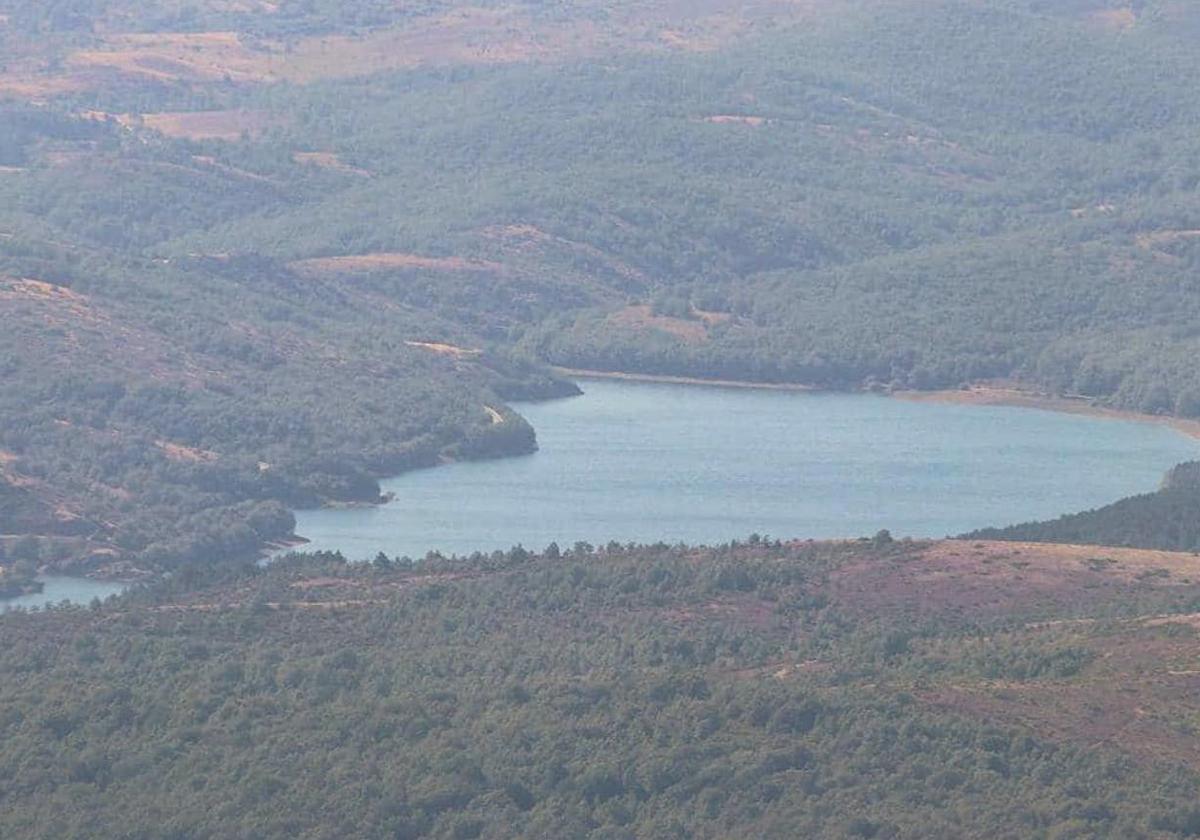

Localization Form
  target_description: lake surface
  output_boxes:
[2,575,128,612]
[291,379,1199,561]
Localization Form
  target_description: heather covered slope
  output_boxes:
[7,539,1200,838]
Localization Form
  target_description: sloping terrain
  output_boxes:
[4,0,1200,576]
[0,0,841,97]
[0,247,572,574]
[6,538,1200,837]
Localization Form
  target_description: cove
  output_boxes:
[2,575,127,612]
[291,379,1199,561]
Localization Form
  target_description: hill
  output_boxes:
[7,538,1200,837]
[5,0,1200,573]
[967,460,1200,551]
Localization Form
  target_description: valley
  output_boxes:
[9,2,1200,836]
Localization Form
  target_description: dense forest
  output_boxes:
[5,0,1200,574]
[11,4,1200,837]
[7,538,1200,837]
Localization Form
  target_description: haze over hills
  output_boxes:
[8,538,1200,838]
[4,0,1200,573]
[10,2,1200,838]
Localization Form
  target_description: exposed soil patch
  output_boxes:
[694,308,732,326]
[557,368,817,391]
[291,253,503,275]
[608,304,710,343]
[1136,229,1200,250]
[4,1,834,97]
[143,109,279,140]
[923,676,1200,770]
[404,340,481,359]
[155,440,219,464]
[895,381,1200,440]
[1070,203,1118,218]
[1,276,215,392]
[700,114,770,126]
[190,155,277,183]
[292,151,372,177]
[67,31,271,84]
[1,278,87,306]
[1090,7,1137,30]
[83,107,281,143]
[477,223,649,289]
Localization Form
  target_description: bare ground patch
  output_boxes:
[291,253,503,275]
[477,223,649,289]
[404,341,481,359]
[5,1,839,97]
[1090,7,1137,30]
[292,151,372,177]
[699,114,770,126]
[608,304,711,343]
[67,31,272,84]
[155,440,219,464]
[1136,229,1200,251]
[146,109,280,140]
[895,381,1200,440]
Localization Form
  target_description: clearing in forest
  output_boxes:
[291,253,503,275]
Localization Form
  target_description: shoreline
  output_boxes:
[893,385,1200,442]
[552,367,817,392]
[282,371,1200,555]
[555,367,1200,442]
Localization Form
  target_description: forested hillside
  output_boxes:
[5,0,1200,574]
[968,460,1200,551]
[8,539,1200,837]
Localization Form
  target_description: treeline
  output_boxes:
[147,0,1200,417]
[967,462,1200,551]
[0,106,106,167]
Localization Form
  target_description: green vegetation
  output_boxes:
[968,460,1200,551]
[6,539,1200,837]
[0,552,41,598]
[10,4,1200,836]
[5,0,1200,575]
[0,234,574,574]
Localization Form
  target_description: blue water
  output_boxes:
[290,379,1199,560]
[2,575,127,612]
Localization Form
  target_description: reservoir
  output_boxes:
[290,379,1199,561]
[2,575,127,612]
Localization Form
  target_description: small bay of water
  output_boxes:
[2,575,128,612]
[290,379,1198,560]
